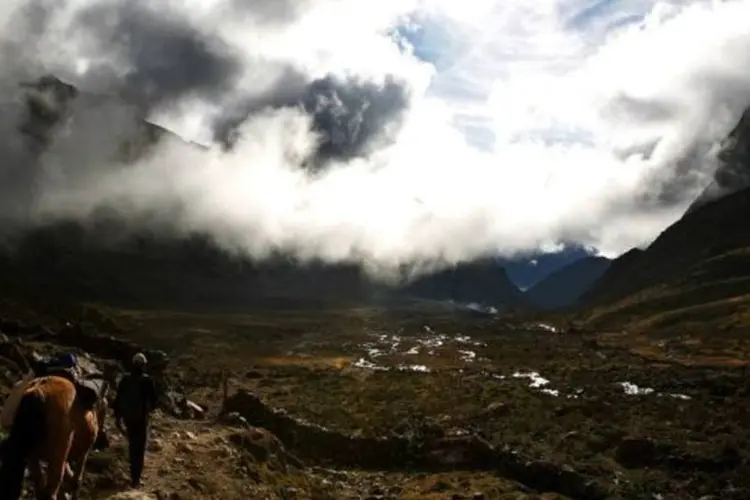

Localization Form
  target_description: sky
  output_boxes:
[1,0,749,279]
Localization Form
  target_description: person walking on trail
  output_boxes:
[113,352,159,489]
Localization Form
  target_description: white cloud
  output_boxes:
[2,0,750,276]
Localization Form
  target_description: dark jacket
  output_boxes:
[113,371,158,424]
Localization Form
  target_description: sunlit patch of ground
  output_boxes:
[597,332,750,368]
[258,355,355,370]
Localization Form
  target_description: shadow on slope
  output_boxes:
[525,256,610,310]
[580,186,750,333]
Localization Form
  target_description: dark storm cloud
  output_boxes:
[1,0,412,167]
[0,0,413,253]
[71,2,243,112]
[214,74,411,165]
[0,75,75,231]
[66,0,414,165]
[0,0,241,230]
[0,0,63,81]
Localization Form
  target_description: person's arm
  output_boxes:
[145,376,159,412]
[112,376,127,431]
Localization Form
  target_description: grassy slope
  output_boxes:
[579,187,750,334]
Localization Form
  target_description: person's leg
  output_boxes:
[134,421,148,487]
[127,421,147,487]
[125,422,139,488]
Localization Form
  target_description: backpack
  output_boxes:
[35,352,76,375]
[118,374,153,423]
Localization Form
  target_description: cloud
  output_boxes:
[1,0,750,277]
[72,1,243,112]
[212,73,411,167]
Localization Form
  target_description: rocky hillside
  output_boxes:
[525,256,610,310]
[580,185,750,332]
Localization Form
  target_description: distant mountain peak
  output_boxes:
[401,261,527,309]
[525,256,610,310]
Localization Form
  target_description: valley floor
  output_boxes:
[1,306,749,499]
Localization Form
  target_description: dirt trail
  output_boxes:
[95,412,253,499]
[97,409,535,500]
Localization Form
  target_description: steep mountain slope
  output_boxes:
[580,185,750,332]
[525,256,610,310]
[688,108,750,211]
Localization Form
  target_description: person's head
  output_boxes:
[131,352,147,373]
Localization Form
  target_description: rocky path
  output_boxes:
[98,412,535,500]
[99,414,253,499]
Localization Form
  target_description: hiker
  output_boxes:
[113,352,159,489]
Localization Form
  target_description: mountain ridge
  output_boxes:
[401,258,527,309]
[688,108,750,212]
[580,184,750,332]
